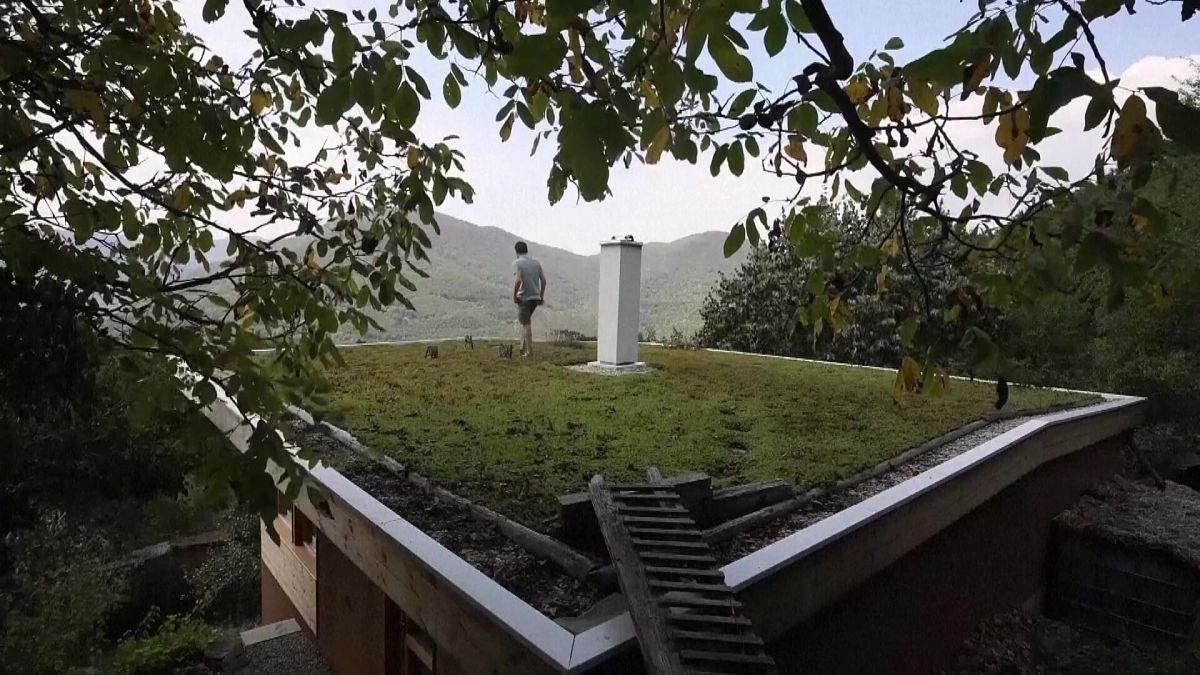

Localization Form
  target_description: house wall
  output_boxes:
[761,435,1126,674]
[260,520,317,633]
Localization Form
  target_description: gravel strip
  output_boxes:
[565,362,657,376]
[714,416,1037,562]
[241,631,332,675]
[292,422,602,617]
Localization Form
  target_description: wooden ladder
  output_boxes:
[589,475,776,675]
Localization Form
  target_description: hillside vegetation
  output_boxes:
[327,214,745,341]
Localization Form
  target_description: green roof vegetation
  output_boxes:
[316,342,1087,522]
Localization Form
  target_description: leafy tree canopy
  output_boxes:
[3,0,1197,511]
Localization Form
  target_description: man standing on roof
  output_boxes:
[512,241,547,358]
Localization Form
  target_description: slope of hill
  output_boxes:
[334,214,744,341]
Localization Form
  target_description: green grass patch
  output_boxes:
[317,342,1087,522]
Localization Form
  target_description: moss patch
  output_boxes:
[317,342,1086,522]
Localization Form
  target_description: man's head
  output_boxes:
[515,241,528,256]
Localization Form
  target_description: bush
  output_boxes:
[189,511,261,622]
[111,614,217,675]
[0,513,127,675]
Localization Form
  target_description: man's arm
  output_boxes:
[512,272,522,303]
[539,268,547,302]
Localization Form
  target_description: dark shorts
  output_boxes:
[517,299,540,326]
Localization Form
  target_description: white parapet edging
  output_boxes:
[190,370,579,673]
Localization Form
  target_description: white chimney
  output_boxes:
[596,239,643,365]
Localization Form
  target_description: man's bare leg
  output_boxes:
[522,323,534,356]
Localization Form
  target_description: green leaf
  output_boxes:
[727,141,745,176]
[352,68,375,112]
[708,34,752,83]
[443,74,462,109]
[316,76,353,125]
[710,145,727,176]
[787,103,819,134]
[724,223,746,257]
[1143,86,1200,150]
[547,0,600,19]
[1042,166,1069,181]
[1083,92,1111,131]
[202,0,229,21]
[331,24,359,71]
[390,82,420,128]
[764,14,788,57]
[728,89,758,117]
[784,0,814,32]
[506,33,567,79]
[884,36,904,50]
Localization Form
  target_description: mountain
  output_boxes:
[335,214,745,341]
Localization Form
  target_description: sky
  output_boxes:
[180,1,1199,254]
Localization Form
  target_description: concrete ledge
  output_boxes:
[241,619,301,646]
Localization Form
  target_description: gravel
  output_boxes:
[293,422,603,617]
[240,631,332,674]
[715,416,1037,562]
[943,609,1200,674]
[565,362,657,376]
[1055,476,1200,569]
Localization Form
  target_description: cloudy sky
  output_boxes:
[181,2,1198,254]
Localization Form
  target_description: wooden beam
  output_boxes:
[588,475,687,675]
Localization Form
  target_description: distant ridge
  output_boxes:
[332,213,746,341]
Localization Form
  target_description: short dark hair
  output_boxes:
[515,241,528,255]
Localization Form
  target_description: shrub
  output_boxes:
[0,513,127,675]
[111,614,217,675]
[189,511,261,622]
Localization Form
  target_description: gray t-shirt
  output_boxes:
[513,256,543,301]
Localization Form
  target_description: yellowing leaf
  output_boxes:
[900,355,921,391]
[907,77,939,117]
[876,265,891,293]
[845,78,873,105]
[995,106,1030,165]
[407,148,422,169]
[1111,94,1148,166]
[1151,283,1172,309]
[646,125,671,165]
[962,57,991,96]
[1131,213,1149,233]
[885,85,906,123]
[885,233,902,258]
[784,136,807,163]
[64,89,108,128]
[640,79,660,107]
[171,183,192,210]
[250,89,272,116]
[305,250,322,275]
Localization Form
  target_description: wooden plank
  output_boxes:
[649,580,731,593]
[640,552,718,564]
[631,538,710,549]
[616,505,690,515]
[666,614,752,627]
[670,629,764,645]
[611,492,682,502]
[621,515,695,526]
[660,596,743,609]
[589,475,686,675]
[260,522,317,632]
[644,566,726,578]
[680,649,775,665]
[628,527,704,538]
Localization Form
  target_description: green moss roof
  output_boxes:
[316,342,1084,522]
